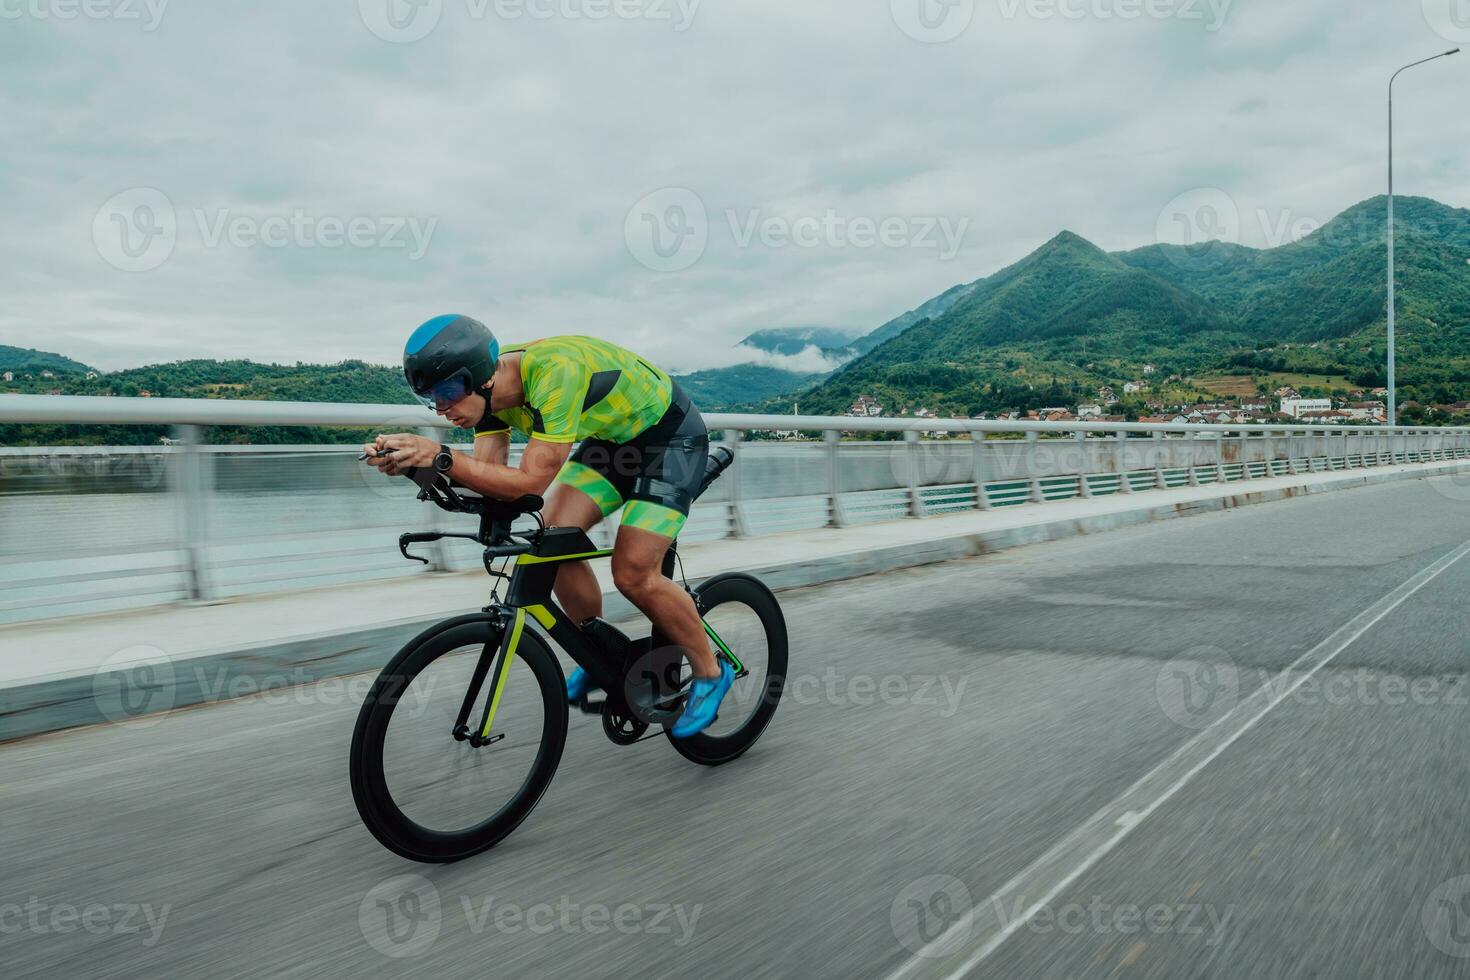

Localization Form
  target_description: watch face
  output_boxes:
[435,448,453,472]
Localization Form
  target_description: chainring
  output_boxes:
[601,702,650,745]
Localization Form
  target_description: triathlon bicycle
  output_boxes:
[349,449,788,863]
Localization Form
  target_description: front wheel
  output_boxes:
[667,573,788,766]
[350,617,567,863]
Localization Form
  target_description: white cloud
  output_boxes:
[0,0,1465,372]
[672,343,852,376]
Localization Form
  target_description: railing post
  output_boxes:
[904,430,929,516]
[1262,430,1275,478]
[1025,431,1046,503]
[1152,430,1168,489]
[1187,432,1201,486]
[1116,430,1133,494]
[722,429,750,537]
[1216,433,1228,483]
[1076,430,1094,497]
[971,429,992,510]
[824,429,848,527]
[171,424,214,601]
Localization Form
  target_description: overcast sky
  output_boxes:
[2,0,1467,373]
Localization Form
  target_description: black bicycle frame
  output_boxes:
[453,527,697,742]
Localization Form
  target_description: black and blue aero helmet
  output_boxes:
[403,314,500,410]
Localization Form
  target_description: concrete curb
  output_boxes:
[3,460,1465,742]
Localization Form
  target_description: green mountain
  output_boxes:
[0,345,95,375]
[852,277,986,354]
[1121,196,1470,342]
[673,363,825,410]
[798,196,1470,418]
[802,230,1243,416]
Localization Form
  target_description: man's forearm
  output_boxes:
[448,452,554,499]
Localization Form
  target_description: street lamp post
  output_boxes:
[1387,48,1459,427]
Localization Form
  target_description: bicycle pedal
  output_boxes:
[577,697,607,716]
[468,732,506,748]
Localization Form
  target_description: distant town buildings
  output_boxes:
[1280,397,1333,419]
[848,395,883,417]
[1,371,12,382]
[1343,401,1387,422]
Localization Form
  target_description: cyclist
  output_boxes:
[364,314,733,738]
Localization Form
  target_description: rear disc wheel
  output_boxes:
[667,573,788,766]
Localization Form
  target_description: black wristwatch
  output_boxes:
[432,443,455,474]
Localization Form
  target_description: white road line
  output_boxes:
[886,535,1470,980]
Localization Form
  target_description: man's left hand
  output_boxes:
[368,433,439,475]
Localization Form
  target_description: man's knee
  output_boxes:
[611,560,660,604]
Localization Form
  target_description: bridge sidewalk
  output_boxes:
[2,457,1465,740]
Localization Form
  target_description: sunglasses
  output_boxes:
[412,370,487,412]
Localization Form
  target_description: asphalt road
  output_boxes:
[8,475,1470,979]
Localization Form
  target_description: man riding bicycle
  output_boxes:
[364,314,733,738]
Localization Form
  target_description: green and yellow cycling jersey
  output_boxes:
[474,336,674,445]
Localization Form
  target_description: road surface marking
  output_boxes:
[886,536,1470,980]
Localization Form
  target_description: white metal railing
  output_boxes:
[2,394,1467,624]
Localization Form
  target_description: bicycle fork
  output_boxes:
[451,608,526,749]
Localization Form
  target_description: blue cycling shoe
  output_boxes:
[670,660,736,739]
[566,667,601,703]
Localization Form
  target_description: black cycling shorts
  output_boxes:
[554,385,709,538]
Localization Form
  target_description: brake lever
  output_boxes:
[399,533,432,565]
